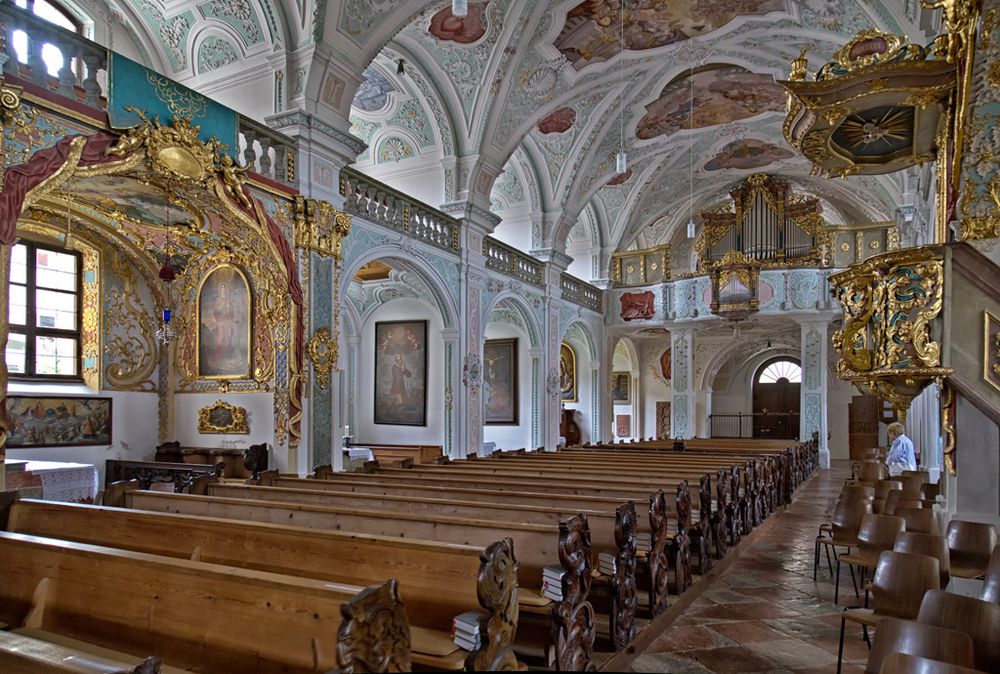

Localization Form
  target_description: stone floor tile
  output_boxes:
[685,645,782,674]
[745,639,839,670]
[708,621,790,645]
[628,653,717,673]
[644,625,738,653]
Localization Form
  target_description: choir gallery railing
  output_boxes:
[339,167,605,311]
[0,1,295,186]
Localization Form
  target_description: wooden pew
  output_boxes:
[122,490,598,670]
[4,498,519,671]
[352,444,443,465]
[0,531,409,673]
[0,631,167,674]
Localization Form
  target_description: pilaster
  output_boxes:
[542,251,572,450]
[308,252,335,470]
[799,318,830,468]
[671,329,695,439]
[441,327,460,457]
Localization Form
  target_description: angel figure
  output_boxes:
[219,154,252,209]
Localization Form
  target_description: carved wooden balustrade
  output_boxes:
[612,244,670,286]
[830,246,951,420]
[0,1,297,187]
[483,237,545,287]
[560,272,604,312]
[340,167,460,253]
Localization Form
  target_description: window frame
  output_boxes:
[755,357,802,385]
[8,240,84,382]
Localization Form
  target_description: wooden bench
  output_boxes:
[121,490,598,670]
[0,531,409,673]
[4,498,518,671]
[0,630,169,674]
[104,460,222,493]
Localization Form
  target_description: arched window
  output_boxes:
[757,359,802,384]
[12,0,84,78]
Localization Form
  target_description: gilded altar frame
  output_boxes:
[198,399,249,434]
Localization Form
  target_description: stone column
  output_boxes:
[671,329,695,439]
[799,319,830,468]
[441,328,460,457]
[443,202,500,458]
[529,346,544,449]
[309,252,335,471]
[535,249,573,451]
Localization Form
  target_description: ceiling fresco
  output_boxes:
[704,138,796,171]
[635,66,787,140]
[554,0,785,70]
[428,2,491,43]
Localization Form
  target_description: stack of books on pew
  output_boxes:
[636,531,651,551]
[598,551,616,576]
[452,611,482,651]
[541,565,566,601]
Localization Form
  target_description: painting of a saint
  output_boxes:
[198,265,252,378]
[484,338,518,425]
[560,342,577,403]
[374,321,427,426]
[612,371,630,403]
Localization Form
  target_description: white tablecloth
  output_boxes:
[24,461,99,503]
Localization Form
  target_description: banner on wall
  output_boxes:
[107,54,238,151]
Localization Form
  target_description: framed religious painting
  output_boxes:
[373,320,427,426]
[615,414,631,437]
[484,338,518,425]
[560,342,577,403]
[197,265,252,379]
[5,396,112,448]
[611,371,631,403]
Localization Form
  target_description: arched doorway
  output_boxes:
[752,358,801,439]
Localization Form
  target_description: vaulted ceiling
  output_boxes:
[91,0,939,271]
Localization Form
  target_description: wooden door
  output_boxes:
[848,395,880,460]
[753,381,800,439]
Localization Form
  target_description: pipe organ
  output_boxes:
[697,174,828,267]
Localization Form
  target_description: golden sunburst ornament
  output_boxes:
[838,107,912,149]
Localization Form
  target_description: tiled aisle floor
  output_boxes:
[629,461,870,674]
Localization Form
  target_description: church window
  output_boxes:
[757,359,802,384]
[6,242,82,379]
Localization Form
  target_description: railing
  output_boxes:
[483,236,544,287]
[612,244,670,287]
[709,412,800,439]
[1,0,106,108]
[561,272,603,312]
[238,116,295,186]
[340,166,460,253]
[0,1,297,187]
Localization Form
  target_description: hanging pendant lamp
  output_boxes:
[452,0,468,17]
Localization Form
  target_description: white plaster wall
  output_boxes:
[185,65,275,121]
[611,347,636,439]
[638,346,671,439]
[7,381,158,486]
[357,159,446,209]
[483,322,533,451]
[357,297,445,447]
[491,206,533,252]
[565,247,593,281]
[953,395,1000,525]
[171,392,279,468]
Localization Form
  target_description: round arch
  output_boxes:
[751,356,801,439]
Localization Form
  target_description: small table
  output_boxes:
[23,461,99,503]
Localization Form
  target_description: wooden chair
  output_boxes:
[866,619,976,674]
[893,532,950,589]
[917,589,1000,673]
[815,498,872,581]
[878,652,984,674]
[835,514,906,603]
[838,551,941,674]
[921,483,942,501]
[884,489,925,515]
[841,485,877,501]
[855,461,888,483]
[895,507,939,535]
[873,480,904,514]
[899,474,927,493]
[981,545,1000,604]
[946,521,998,578]
[901,470,931,483]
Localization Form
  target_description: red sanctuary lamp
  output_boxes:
[156,259,178,345]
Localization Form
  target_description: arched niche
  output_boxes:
[560,320,599,444]
[611,336,640,440]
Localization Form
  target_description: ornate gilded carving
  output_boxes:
[984,310,1000,393]
[294,196,352,259]
[550,514,596,672]
[307,327,339,390]
[941,381,957,476]
[830,247,952,419]
[466,538,519,672]
[961,175,1000,240]
[197,399,249,434]
[610,501,637,651]
[336,578,411,674]
[611,244,670,287]
[647,490,671,616]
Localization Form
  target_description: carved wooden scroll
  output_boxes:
[610,501,637,651]
[335,578,411,674]
[256,469,279,486]
[671,482,693,594]
[132,657,162,673]
[312,464,334,480]
[754,460,768,521]
[647,490,671,616]
[781,451,793,504]
[551,514,596,672]
[186,473,218,495]
[729,465,745,543]
[743,462,758,531]
[691,474,713,573]
[712,468,729,558]
[467,538,519,672]
[243,442,269,481]
[102,479,139,508]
